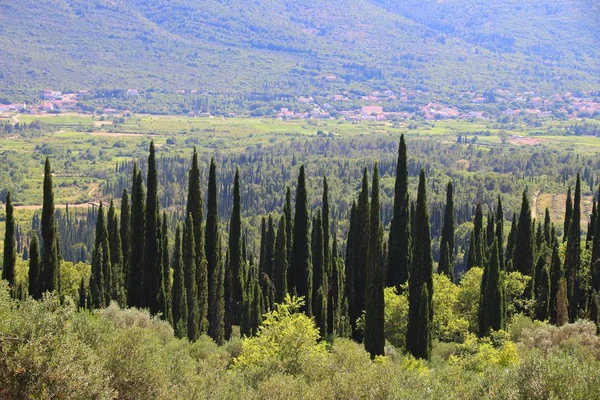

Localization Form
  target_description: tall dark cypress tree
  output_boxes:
[228,168,243,324]
[274,215,288,303]
[330,234,350,337]
[186,148,208,334]
[40,157,60,294]
[3,192,16,286]
[543,208,552,246]
[312,210,327,337]
[162,212,172,324]
[284,186,293,280]
[549,240,563,325]
[564,187,572,242]
[512,191,534,281]
[495,196,505,270]
[265,215,276,279]
[108,200,126,306]
[128,165,145,307]
[144,141,163,314]
[466,231,476,271]
[478,239,505,336]
[352,168,370,338]
[28,234,41,299]
[205,158,224,341]
[406,169,433,360]
[290,165,312,315]
[564,175,581,322]
[388,135,411,288]
[184,214,201,341]
[322,176,331,275]
[120,189,131,283]
[172,224,188,339]
[91,202,109,308]
[415,285,432,360]
[486,213,495,248]
[210,241,226,345]
[364,163,385,358]
[473,204,484,268]
[505,214,518,271]
[438,181,454,281]
[345,201,357,336]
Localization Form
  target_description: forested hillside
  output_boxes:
[0,0,598,99]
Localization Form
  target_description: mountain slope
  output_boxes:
[0,0,598,98]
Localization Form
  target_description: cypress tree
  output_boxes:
[512,190,534,281]
[587,200,596,246]
[91,202,110,308]
[479,239,505,336]
[543,208,552,246]
[555,277,569,326]
[210,242,226,345]
[128,165,145,307]
[486,212,495,248]
[258,217,267,276]
[40,157,60,294]
[172,224,188,339]
[466,231,476,271]
[265,215,275,279]
[3,192,16,286]
[388,134,411,288]
[28,234,41,299]
[205,158,224,341]
[107,200,126,306]
[78,278,87,310]
[144,141,163,314]
[290,165,312,315]
[495,197,505,270]
[284,186,293,280]
[406,169,433,360]
[322,176,331,275]
[224,249,233,340]
[312,210,327,337]
[352,167,370,339]
[563,187,572,242]
[162,212,172,323]
[564,175,581,322]
[345,201,357,335]
[205,157,219,296]
[364,163,385,358]
[473,204,484,268]
[505,214,517,271]
[330,234,349,337]
[186,148,208,333]
[438,182,454,280]
[549,240,563,325]
[228,168,243,324]
[120,189,131,282]
[590,294,600,334]
[414,285,432,360]
[184,214,201,341]
[274,215,288,303]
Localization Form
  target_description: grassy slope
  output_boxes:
[0,0,598,98]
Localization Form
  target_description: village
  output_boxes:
[0,86,599,122]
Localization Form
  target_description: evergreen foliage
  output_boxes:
[40,157,61,294]
[406,169,433,360]
[290,165,312,315]
[364,163,385,358]
[128,164,145,307]
[172,224,188,339]
[274,215,288,303]
[387,135,411,289]
[478,239,505,337]
[184,214,201,341]
[438,181,454,281]
[228,168,243,325]
[2,192,16,286]
[28,235,41,299]
[144,141,163,314]
[564,174,581,322]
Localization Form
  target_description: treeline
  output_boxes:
[3,135,600,360]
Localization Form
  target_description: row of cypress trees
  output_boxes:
[6,135,600,360]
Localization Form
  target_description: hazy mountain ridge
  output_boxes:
[0,0,598,99]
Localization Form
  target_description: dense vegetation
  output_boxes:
[0,0,599,107]
[2,131,600,397]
